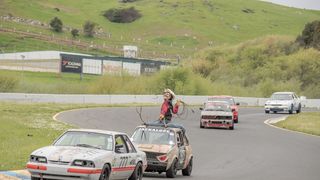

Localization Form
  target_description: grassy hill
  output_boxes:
[0,0,319,58]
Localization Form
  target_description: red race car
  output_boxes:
[206,96,240,123]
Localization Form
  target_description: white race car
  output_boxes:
[27,129,147,180]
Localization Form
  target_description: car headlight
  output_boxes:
[72,160,95,168]
[30,155,47,163]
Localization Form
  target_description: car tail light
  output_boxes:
[157,155,168,162]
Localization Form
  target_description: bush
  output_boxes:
[71,29,79,38]
[83,21,96,37]
[103,7,141,23]
[49,17,63,32]
[296,20,320,50]
[0,75,19,92]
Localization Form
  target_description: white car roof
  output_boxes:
[273,92,295,95]
[67,129,126,136]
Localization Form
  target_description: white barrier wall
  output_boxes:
[0,93,319,108]
[0,51,91,60]
[83,59,102,75]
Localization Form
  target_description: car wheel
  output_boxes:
[129,162,143,180]
[200,122,204,128]
[99,164,110,180]
[289,105,293,114]
[166,159,178,178]
[265,110,269,114]
[296,104,301,113]
[182,157,193,176]
[31,177,40,180]
[229,125,234,130]
[273,111,277,114]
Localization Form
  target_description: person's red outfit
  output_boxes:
[160,99,179,121]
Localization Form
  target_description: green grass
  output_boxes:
[0,0,319,57]
[0,102,79,170]
[275,112,320,136]
[0,70,99,94]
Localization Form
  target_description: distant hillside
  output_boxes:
[0,0,319,58]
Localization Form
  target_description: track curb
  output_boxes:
[264,116,319,138]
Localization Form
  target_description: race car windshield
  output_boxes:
[53,131,113,151]
[205,104,231,112]
[271,94,293,100]
[132,128,175,145]
[208,97,235,105]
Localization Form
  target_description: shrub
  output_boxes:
[103,7,141,23]
[49,17,63,32]
[296,20,320,50]
[71,29,79,38]
[83,21,96,37]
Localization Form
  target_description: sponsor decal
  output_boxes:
[60,55,82,73]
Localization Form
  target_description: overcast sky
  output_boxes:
[261,0,320,10]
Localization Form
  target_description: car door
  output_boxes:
[122,135,138,178]
[112,135,130,179]
[177,131,186,168]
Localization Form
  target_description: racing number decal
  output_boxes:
[119,156,129,167]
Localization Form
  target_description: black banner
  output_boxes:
[60,54,82,73]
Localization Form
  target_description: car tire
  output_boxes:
[129,162,143,180]
[182,157,193,176]
[200,122,204,128]
[265,110,269,114]
[273,111,277,114]
[31,177,40,180]
[99,164,111,180]
[289,105,293,114]
[229,125,234,130]
[166,159,178,178]
[296,104,301,114]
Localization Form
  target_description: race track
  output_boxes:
[56,107,320,180]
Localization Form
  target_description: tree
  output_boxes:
[71,29,79,38]
[49,17,63,32]
[296,20,320,50]
[83,21,96,37]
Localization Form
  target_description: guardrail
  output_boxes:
[0,93,319,108]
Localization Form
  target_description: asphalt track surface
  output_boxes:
[56,107,320,180]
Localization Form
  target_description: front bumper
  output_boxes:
[27,163,101,180]
[201,119,233,129]
[145,160,167,172]
[265,105,290,112]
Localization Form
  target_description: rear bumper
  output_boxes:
[27,163,101,180]
[201,119,233,128]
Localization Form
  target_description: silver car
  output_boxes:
[264,92,302,114]
[27,129,147,180]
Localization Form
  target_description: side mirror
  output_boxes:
[199,107,203,111]
[115,144,125,153]
[236,102,240,106]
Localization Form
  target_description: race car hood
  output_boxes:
[266,100,291,105]
[201,111,233,116]
[32,146,111,162]
[137,144,172,154]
